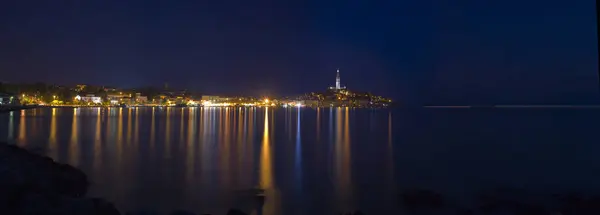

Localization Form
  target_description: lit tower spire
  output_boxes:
[335,68,341,89]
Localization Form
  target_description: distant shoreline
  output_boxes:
[25,105,391,109]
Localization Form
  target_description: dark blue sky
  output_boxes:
[0,0,597,104]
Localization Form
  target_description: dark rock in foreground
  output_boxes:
[170,210,197,215]
[0,143,249,215]
[338,211,364,215]
[555,192,600,215]
[0,144,88,197]
[225,209,247,215]
[400,188,445,212]
[0,143,120,215]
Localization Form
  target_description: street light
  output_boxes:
[53,95,56,100]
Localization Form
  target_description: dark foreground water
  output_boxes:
[1,107,600,214]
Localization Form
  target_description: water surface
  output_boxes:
[1,107,599,214]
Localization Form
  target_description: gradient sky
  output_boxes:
[0,0,597,104]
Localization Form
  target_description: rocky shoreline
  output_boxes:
[0,143,260,215]
[0,143,120,215]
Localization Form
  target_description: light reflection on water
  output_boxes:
[19,110,26,143]
[259,107,277,215]
[49,108,57,158]
[94,108,101,171]
[3,107,600,214]
[69,108,79,166]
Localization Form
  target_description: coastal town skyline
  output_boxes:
[1,69,393,108]
[1,68,384,96]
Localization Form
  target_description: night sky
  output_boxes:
[1,0,597,104]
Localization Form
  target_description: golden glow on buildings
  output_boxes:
[203,101,236,107]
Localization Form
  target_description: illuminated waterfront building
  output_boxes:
[135,95,148,103]
[0,93,19,105]
[75,94,102,104]
[201,95,220,102]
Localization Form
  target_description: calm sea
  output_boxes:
[1,107,600,214]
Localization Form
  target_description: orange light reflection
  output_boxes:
[259,107,278,215]
[48,108,57,159]
[18,110,26,145]
[94,108,102,169]
[117,108,123,164]
[150,107,156,150]
[69,108,80,166]
[186,108,196,185]
[165,107,171,158]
